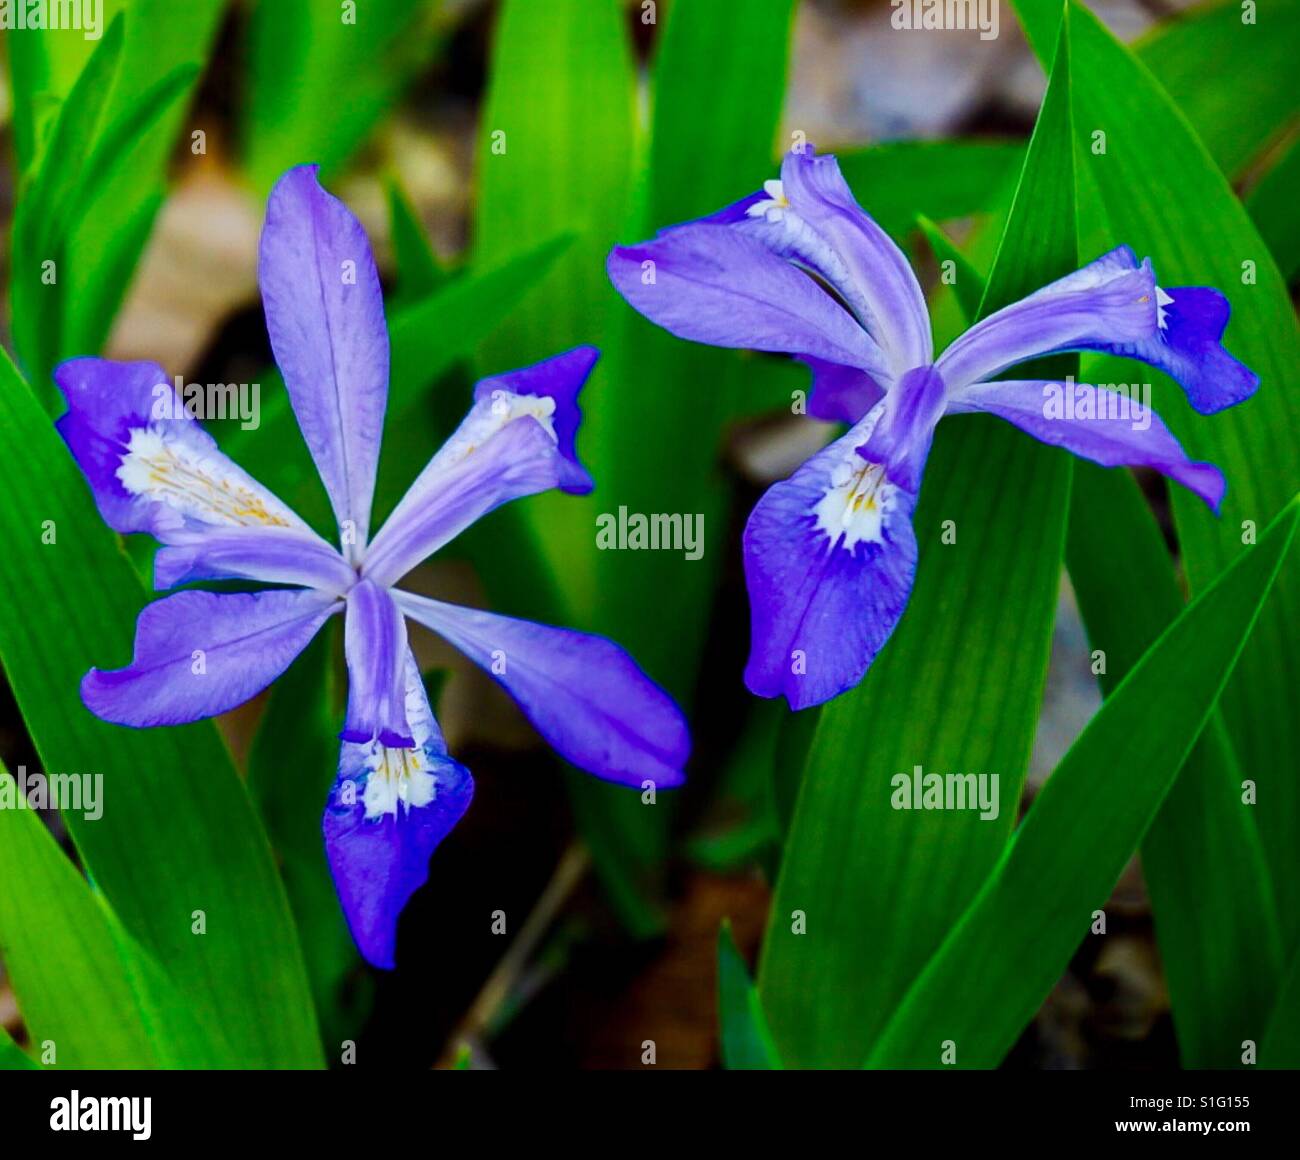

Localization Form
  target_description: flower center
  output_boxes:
[117,427,294,527]
[361,742,439,820]
[814,455,897,551]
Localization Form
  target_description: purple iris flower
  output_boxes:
[54,165,689,968]
[607,146,1257,711]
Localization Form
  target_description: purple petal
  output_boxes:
[259,165,389,560]
[362,391,582,588]
[53,357,320,550]
[471,346,598,493]
[393,591,690,789]
[324,652,473,969]
[800,356,887,425]
[936,246,1156,392]
[1105,286,1257,415]
[935,246,1257,413]
[607,223,891,378]
[153,527,354,591]
[343,579,414,747]
[948,379,1226,512]
[774,147,932,374]
[82,589,340,727]
[743,408,921,710]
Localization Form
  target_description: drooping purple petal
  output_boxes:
[153,526,354,592]
[342,579,414,747]
[607,223,891,379]
[259,165,389,561]
[1103,285,1257,415]
[947,379,1226,511]
[743,407,921,710]
[393,591,690,789]
[362,391,584,588]
[324,652,473,969]
[471,346,598,492]
[799,355,886,425]
[935,246,1257,414]
[54,358,321,553]
[855,366,947,494]
[82,589,340,727]
[773,147,932,374]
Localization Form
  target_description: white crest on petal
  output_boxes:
[117,427,302,528]
[1156,286,1174,330]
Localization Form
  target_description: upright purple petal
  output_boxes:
[259,165,389,560]
[935,246,1257,413]
[343,580,414,747]
[393,591,690,789]
[82,589,339,727]
[324,652,473,969]
[773,147,932,374]
[743,405,923,710]
[362,381,588,588]
[799,355,886,425]
[607,224,891,379]
[948,379,1226,511]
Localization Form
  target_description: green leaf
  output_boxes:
[1020,0,1300,954]
[0,350,322,1068]
[243,0,442,191]
[717,921,783,1070]
[1134,0,1300,179]
[1246,135,1300,281]
[757,15,1077,1067]
[915,215,984,323]
[386,176,447,308]
[11,3,226,396]
[1261,943,1300,1067]
[836,139,1024,241]
[0,763,159,1067]
[0,1026,37,1071]
[1067,459,1283,1067]
[866,496,1299,1068]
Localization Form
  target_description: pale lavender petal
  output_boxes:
[774,147,932,373]
[343,579,413,747]
[259,165,389,560]
[325,651,473,969]
[153,527,355,592]
[82,589,340,727]
[743,407,921,710]
[607,223,891,379]
[936,246,1156,392]
[393,591,690,789]
[363,387,583,588]
[799,355,886,425]
[935,246,1257,413]
[948,379,1226,511]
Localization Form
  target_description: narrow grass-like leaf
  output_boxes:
[867,497,1299,1068]
[757,17,1077,1066]
[0,763,161,1067]
[0,350,321,1068]
[718,921,783,1070]
[1068,453,1283,1068]
[1246,136,1300,281]
[1134,0,1299,179]
[243,0,441,191]
[1261,946,1300,1067]
[1020,0,1300,956]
